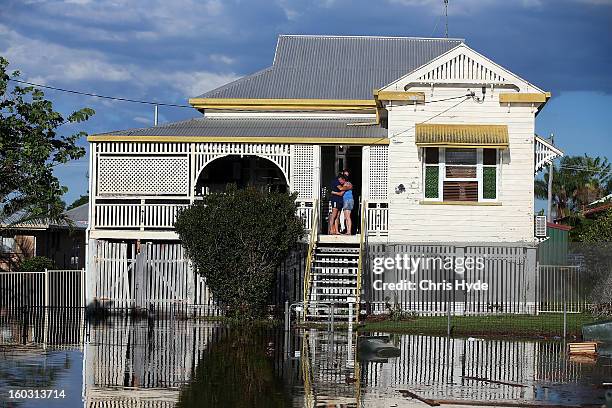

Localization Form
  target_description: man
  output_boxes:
[328,173,345,235]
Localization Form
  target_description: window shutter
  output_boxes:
[425,166,439,198]
[424,148,439,199]
[482,167,497,199]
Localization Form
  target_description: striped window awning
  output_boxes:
[415,124,509,148]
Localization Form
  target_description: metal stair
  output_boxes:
[306,242,361,322]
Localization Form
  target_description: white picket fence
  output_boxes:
[0,269,85,310]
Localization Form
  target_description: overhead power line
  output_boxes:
[7,78,193,108]
[8,78,470,112]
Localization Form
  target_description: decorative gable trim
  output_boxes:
[535,135,564,174]
[380,44,545,94]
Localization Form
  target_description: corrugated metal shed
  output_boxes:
[100,117,387,139]
[197,35,463,100]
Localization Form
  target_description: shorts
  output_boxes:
[331,199,343,209]
[343,198,354,211]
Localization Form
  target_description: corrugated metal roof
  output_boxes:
[197,35,463,100]
[1,203,88,230]
[415,124,509,147]
[101,117,387,139]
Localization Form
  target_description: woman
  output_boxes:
[328,173,345,235]
[337,176,354,235]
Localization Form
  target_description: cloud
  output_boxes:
[24,0,230,40]
[0,24,238,97]
[157,71,240,97]
[0,24,132,82]
[133,115,153,125]
[210,54,236,65]
[276,0,301,20]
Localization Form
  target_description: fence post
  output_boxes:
[44,268,49,308]
[81,268,86,308]
[563,300,567,339]
[447,302,451,338]
[284,301,290,331]
[526,248,538,315]
[348,300,354,332]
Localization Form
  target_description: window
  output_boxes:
[0,237,16,253]
[423,147,499,202]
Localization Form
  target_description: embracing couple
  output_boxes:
[329,168,354,235]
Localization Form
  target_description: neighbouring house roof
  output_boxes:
[62,204,89,229]
[195,35,464,100]
[583,202,612,218]
[1,203,89,231]
[90,117,389,144]
[588,193,612,207]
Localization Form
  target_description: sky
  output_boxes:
[1,0,611,206]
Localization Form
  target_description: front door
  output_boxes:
[319,146,363,234]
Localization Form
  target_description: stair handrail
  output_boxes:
[356,199,368,322]
[302,198,319,322]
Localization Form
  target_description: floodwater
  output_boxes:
[0,309,611,408]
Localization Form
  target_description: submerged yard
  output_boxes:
[0,310,610,407]
[359,313,608,338]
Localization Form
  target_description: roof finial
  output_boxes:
[444,0,449,38]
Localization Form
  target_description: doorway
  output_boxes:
[320,146,363,234]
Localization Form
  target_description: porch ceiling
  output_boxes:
[88,117,389,145]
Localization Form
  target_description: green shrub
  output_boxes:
[174,185,304,319]
[17,256,55,272]
[579,209,612,242]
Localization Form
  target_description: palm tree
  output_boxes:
[535,155,612,219]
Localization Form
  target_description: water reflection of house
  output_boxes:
[0,204,88,271]
[73,321,612,407]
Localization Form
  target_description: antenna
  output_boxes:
[154,104,159,126]
[444,0,449,38]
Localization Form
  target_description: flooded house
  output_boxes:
[85,35,563,317]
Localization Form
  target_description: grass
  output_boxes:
[358,313,608,339]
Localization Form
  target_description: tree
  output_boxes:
[0,56,94,230]
[67,194,89,210]
[174,185,304,318]
[535,155,612,219]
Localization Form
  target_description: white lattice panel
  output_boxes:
[369,145,388,200]
[292,145,314,200]
[98,157,189,195]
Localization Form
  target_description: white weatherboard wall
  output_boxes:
[386,87,536,243]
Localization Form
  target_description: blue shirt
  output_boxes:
[344,184,353,201]
[331,178,343,204]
